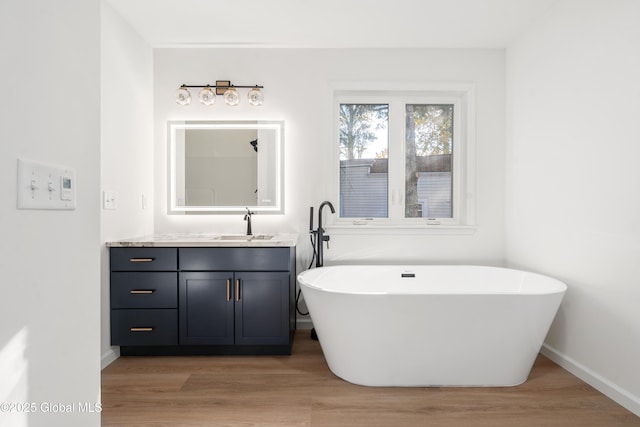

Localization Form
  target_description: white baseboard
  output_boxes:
[101,346,119,370]
[541,343,640,417]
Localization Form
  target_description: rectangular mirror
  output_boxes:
[168,120,284,214]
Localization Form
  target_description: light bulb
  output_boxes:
[223,87,240,106]
[175,87,191,106]
[198,87,216,106]
[247,87,263,106]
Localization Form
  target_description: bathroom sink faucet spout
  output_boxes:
[244,207,255,236]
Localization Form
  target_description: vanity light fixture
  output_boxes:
[198,86,216,106]
[223,87,240,106]
[247,87,264,106]
[176,81,264,107]
[175,86,191,106]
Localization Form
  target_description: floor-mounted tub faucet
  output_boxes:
[244,207,254,236]
[316,201,335,267]
[307,200,336,341]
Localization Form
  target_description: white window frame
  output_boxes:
[329,82,476,234]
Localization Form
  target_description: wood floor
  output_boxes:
[101,330,640,427]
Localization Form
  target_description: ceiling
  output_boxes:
[106,0,559,49]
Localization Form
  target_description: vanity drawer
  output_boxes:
[111,272,177,309]
[111,309,178,346]
[179,247,291,271]
[110,248,177,271]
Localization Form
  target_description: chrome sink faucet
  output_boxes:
[244,207,255,236]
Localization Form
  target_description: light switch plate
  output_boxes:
[103,191,117,210]
[17,158,76,210]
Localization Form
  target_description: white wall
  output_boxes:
[506,0,640,416]
[153,49,506,272]
[0,1,101,426]
[100,2,154,367]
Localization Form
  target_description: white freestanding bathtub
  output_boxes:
[297,265,566,387]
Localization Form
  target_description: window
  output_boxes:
[339,104,389,218]
[404,104,453,219]
[334,87,474,228]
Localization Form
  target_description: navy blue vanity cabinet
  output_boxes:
[110,245,296,355]
[178,248,293,348]
[233,271,290,345]
[179,271,290,346]
[179,271,235,345]
[109,248,178,347]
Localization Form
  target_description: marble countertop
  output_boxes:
[106,233,299,248]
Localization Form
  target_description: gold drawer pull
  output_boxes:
[130,327,154,332]
[129,258,154,263]
[130,290,155,294]
[226,279,231,301]
[235,279,241,302]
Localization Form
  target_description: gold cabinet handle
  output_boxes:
[130,327,154,332]
[226,279,231,301]
[129,258,154,263]
[130,289,155,294]
[235,279,241,302]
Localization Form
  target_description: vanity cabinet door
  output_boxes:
[179,272,234,345]
[234,272,290,345]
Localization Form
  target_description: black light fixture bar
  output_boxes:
[180,80,263,96]
[179,84,264,88]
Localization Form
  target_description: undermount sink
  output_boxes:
[216,234,275,241]
[251,234,275,240]
[217,235,252,241]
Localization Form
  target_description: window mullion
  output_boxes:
[387,100,405,222]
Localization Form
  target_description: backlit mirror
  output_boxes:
[168,120,284,214]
